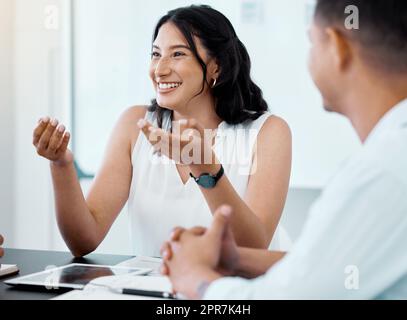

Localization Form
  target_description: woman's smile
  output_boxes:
[157,82,183,94]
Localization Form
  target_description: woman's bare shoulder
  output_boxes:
[115,105,149,133]
[108,105,149,150]
[256,115,292,155]
[118,105,150,153]
[260,115,292,141]
[120,105,149,123]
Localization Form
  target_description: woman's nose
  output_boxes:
[154,58,171,78]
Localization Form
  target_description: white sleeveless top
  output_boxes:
[128,110,282,256]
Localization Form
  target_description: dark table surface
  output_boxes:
[0,248,133,300]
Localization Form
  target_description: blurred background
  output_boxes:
[0,0,360,255]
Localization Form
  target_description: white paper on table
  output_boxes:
[116,256,163,276]
[52,274,172,300]
[52,288,152,300]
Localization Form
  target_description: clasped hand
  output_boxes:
[159,206,240,299]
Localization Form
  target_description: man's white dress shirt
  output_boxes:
[205,99,407,300]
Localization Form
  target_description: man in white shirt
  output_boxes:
[160,0,407,299]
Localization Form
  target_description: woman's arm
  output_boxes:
[36,107,146,257]
[235,248,286,279]
[190,116,292,248]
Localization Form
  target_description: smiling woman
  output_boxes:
[32,5,292,258]
[130,5,292,255]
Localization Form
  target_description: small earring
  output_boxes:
[211,78,217,88]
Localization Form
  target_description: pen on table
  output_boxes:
[110,287,177,299]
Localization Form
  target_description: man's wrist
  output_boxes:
[233,247,247,278]
[190,268,222,300]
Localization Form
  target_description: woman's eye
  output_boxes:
[151,52,160,58]
[173,52,186,57]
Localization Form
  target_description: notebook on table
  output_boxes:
[4,263,151,291]
[0,264,19,278]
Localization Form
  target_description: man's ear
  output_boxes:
[325,28,352,72]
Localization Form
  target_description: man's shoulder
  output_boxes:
[320,133,407,202]
[361,128,407,185]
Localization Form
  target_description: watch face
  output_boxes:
[198,175,216,189]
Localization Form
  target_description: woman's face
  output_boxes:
[149,22,216,112]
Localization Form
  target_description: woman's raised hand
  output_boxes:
[33,117,73,166]
[137,118,215,166]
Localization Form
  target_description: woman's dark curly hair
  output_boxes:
[149,5,269,128]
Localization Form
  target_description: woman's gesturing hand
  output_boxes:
[33,117,73,166]
[137,118,216,166]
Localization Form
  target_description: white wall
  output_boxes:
[3,0,131,254]
[12,0,72,250]
[0,0,15,246]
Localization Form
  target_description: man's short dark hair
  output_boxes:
[315,0,407,73]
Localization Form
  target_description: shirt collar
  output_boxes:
[365,98,407,145]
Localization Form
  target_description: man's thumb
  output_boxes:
[206,205,232,243]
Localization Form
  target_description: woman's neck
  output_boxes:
[172,96,223,130]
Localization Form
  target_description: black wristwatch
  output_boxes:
[190,165,224,189]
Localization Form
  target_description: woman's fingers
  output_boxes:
[37,118,59,152]
[160,243,172,276]
[55,132,71,158]
[34,117,71,162]
[137,118,208,165]
[160,262,170,276]
[48,124,66,154]
[137,119,166,150]
[160,242,172,260]
[137,119,154,139]
[33,117,51,146]
[148,127,166,150]
[189,227,207,236]
[171,227,186,241]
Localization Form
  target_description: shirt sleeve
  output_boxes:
[204,168,407,300]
